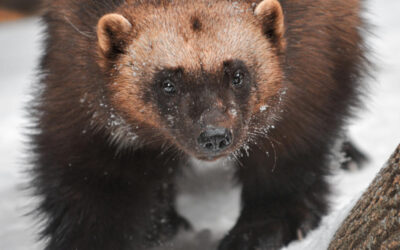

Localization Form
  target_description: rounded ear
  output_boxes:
[97,13,133,57]
[254,0,286,52]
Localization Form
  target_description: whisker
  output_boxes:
[64,15,93,38]
[230,152,243,167]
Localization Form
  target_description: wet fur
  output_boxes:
[30,0,368,249]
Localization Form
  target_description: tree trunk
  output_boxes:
[329,144,400,250]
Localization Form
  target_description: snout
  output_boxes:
[197,127,232,153]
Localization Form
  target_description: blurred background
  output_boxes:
[0,0,399,249]
[0,0,41,21]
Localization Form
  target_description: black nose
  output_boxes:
[197,128,232,153]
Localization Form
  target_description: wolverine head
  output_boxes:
[96,0,286,160]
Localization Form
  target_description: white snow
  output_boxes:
[259,105,268,112]
[0,0,400,249]
[0,18,44,250]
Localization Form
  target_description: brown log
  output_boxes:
[329,144,400,250]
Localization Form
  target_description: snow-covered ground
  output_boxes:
[0,0,399,249]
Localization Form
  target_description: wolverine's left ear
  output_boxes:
[97,13,133,58]
[254,0,286,52]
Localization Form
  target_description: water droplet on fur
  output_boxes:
[80,93,88,103]
[167,115,174,123]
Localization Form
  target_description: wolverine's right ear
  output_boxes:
[97,13,133,57]
[254,0,286,52]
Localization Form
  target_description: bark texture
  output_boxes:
[329,144,400,250]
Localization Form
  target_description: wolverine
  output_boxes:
[30,0,368,249]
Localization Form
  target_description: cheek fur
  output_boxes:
[252,58,284,114]
[107,62,162,130]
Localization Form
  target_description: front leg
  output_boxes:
[219,146,330,250]
[33,146,186,250]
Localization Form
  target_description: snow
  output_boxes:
[0,18,44,250]
[0,0,399,249]
[259,105,268,112]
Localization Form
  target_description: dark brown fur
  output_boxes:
[30,0,368,249]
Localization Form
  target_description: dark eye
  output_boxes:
[162,80,176,94]
[232,71,244,87]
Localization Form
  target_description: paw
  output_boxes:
[340,141,368,171]
[146,211,192,245]
[158,211,192,238]
[218,224,284,250]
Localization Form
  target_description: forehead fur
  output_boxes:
[120,1,277,74]
[109,0,283,129]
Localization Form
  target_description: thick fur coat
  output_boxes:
[30,0,368,249]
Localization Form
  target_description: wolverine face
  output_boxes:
[148,60,254,160]
[97,0,286,160]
